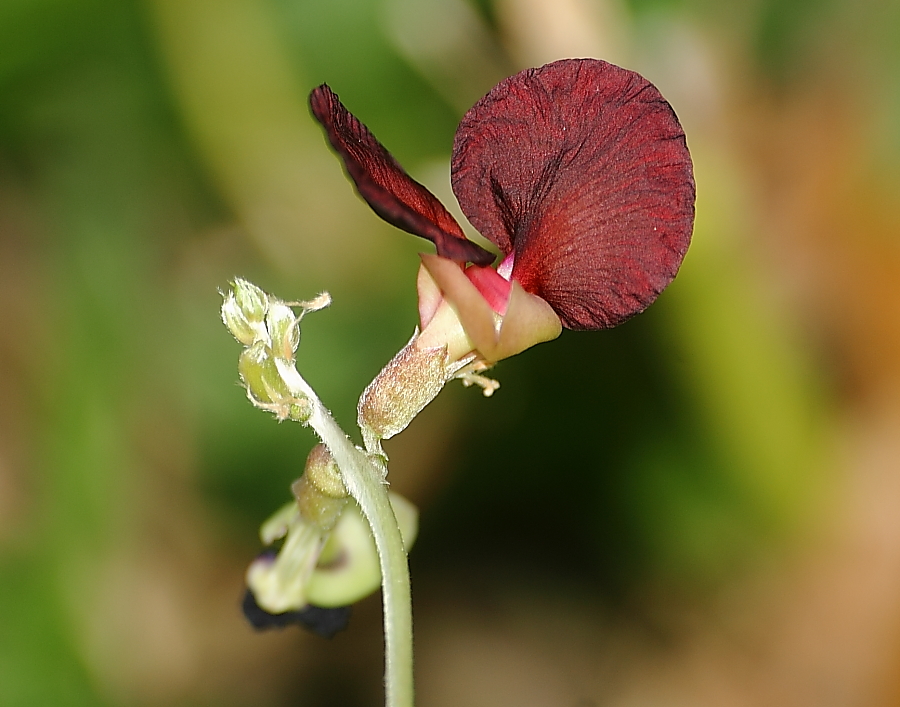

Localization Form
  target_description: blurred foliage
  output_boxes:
[0,0,898,705]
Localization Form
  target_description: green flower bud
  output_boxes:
[292,444,348,531]
[238,341,287,405]
[303,444,348,498]
[233,278,269,322]
[221,279,269,346]
[222,292,261,346]
[266,301,300,361]
[288,400,312,423]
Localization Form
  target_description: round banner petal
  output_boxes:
[452,59,695,329]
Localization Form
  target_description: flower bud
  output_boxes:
[266,301,300,361]
[303,444,348,497]
[238,341,289,404]
[292,444,348,531]
[288,401,312,423]
[221,279,269,345]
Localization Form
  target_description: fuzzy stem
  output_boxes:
[276,360,414,707]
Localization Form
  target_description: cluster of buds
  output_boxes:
[221,280,418,628]
[221,278,330,422]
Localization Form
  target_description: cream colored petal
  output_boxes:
[420,253,499,356]
[490,281,562,360]
[416,260,444,329]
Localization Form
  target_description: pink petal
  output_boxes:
[310,85,495,266]
[465,265,512,315]
[452,59,695,330]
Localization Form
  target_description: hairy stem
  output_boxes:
[276,361,414,707]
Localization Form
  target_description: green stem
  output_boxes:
[276,361,414,707]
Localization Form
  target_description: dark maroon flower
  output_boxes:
[310,58,694,335]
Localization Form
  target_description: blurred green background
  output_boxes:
[1,0,899,705]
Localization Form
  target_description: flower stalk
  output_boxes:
[223,279,414,707]
[277,360,414,707]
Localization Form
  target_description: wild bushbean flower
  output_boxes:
[310,58,695,449]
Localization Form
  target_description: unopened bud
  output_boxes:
[238,341,298,420]
[222,279,269,345]
[266,301,300,361]
[288,400,312,423]
[233,278,268,321]
[293,445,348,531]
[304,444,347,498]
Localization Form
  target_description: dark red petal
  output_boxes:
[309,85,495,266]
[451,59,695,330]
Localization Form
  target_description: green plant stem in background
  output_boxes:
[276,361,414,707]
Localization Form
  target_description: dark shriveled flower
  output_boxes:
[310,58,694,342]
